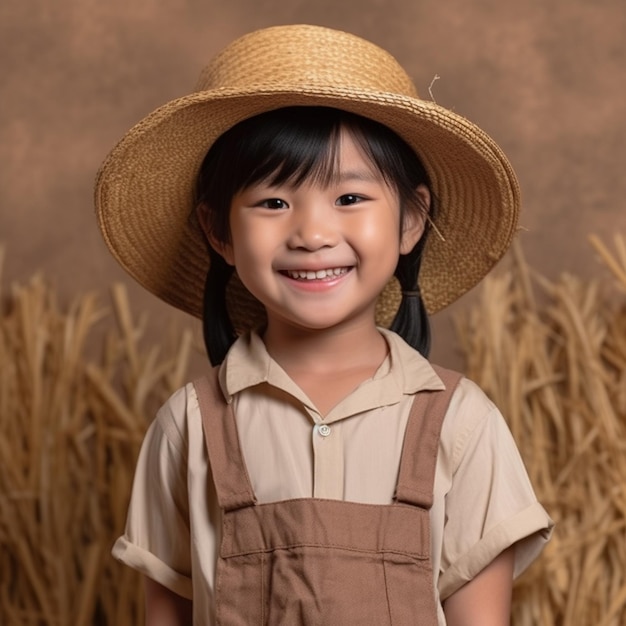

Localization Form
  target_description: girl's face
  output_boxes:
[210,129,426,336]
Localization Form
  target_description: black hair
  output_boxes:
[196,106,436,365]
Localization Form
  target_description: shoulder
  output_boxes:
[430,366,498,432]
[446,375,499,422]
[438,374,509,473]
[152,382,201,457]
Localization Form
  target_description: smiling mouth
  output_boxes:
[283,267,350,281]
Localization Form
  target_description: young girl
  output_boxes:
[96,25,553,625]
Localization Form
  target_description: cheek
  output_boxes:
[355,210,402,252]
[230,219,276,270]
[229,214,253,260]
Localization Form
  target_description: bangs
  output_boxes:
[239,108,344,190]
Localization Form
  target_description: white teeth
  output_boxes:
[287,267,348,280]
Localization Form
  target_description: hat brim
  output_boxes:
[95,86,519,324]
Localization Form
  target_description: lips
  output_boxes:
[284,267,350,280]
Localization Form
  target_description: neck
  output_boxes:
[262,318,387,377]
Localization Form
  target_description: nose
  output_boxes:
[286,203,339,251]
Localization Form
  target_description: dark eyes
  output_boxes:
[336,194,364,206]
[258,198,288,209]
[257,194,365,209]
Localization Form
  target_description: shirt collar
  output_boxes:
[218,328,444,419]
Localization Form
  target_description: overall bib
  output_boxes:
[194,365,461,625]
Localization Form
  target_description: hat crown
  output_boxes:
[196,25,419,98]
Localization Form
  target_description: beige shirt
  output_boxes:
[113,329,553,625]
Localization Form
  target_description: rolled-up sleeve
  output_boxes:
[112,390,193,600]
[438,380,553,600]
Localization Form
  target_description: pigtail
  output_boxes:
[390,236,431,357]
[202,248,237,365]
[390,185,436,358]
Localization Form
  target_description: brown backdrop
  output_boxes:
[1,0,625,368]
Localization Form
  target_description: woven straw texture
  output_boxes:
[95,24,520,327]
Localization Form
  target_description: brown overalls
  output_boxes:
[194,365,461,625]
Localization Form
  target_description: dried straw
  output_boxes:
[0,260,195,626]
[456,235,626,626]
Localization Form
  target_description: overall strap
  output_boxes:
[194,368,257,512]
[395,365,462,509]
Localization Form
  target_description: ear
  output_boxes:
[399,185,430,255]
[196,203,235,266]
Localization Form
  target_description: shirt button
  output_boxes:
[318,424,332,437]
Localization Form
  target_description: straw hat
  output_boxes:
[95,24,520,329]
